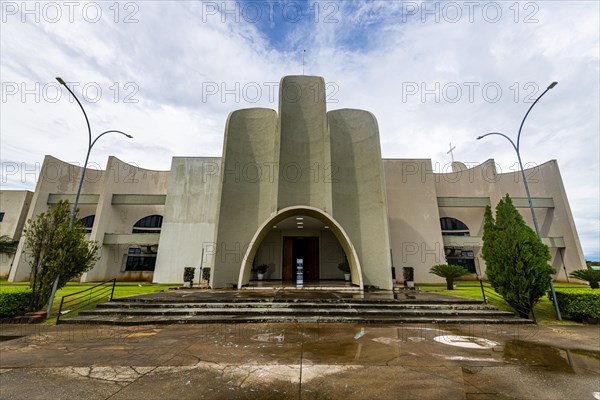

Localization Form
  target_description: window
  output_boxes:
[0,212,4,222]
[125,248,157,271]
[132,215,163,234]
[445,247,477,273]
[80,215,95,233]
[440,217,470,236]
[441,218,475,273]
[124,215,163,271]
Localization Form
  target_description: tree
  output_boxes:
[429,264,470,290]
[23,200,99,311]
[0,235,17,256]
[481,194,554,318]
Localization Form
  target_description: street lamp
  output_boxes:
[46,77,133,318]
[477,81,562,320]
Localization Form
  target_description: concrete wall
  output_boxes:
[212,108,278,288]
[433,159,585,281]
[10,156,106,281]
[9,156,169,282]
[320,229,346,279]
[0,190,33,278]
[384,159,446,284]
[277,76,331,213]
[329,109,392,289]
[253,230,282,280]
[83,157,168,282]
[153,157,221,283]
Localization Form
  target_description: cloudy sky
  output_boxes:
[1,1,598,259]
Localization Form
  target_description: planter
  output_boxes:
[344,273,351,281]
[257,273,265,280]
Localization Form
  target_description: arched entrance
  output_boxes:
[237,206,364,289]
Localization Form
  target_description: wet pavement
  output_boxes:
[1,322,598,399]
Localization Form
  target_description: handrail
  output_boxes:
[478,281,536,323]
[56,279,116,324]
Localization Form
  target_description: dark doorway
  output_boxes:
[282,237,319,281]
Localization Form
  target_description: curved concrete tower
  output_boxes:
[211,75,393,289]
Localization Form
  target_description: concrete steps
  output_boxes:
[60,296,532,325]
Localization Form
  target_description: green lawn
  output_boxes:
[418,281,588,324]
[1,281,178,323]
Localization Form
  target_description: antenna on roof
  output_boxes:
[302,49,306,75]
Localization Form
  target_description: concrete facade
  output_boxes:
[8,155,168,283]
[0,190,33,278]
[3,75,587,287]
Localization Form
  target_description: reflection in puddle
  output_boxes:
[504,340,575,372]
[434,335,499,349]
[251,333,285,343]
[443,355,499,362]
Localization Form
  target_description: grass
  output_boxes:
[417,280,588,325]
[1,281,178,324]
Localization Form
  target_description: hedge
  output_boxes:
[0,287,32,317]
[551,288,600,321]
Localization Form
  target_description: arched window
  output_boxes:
[80,215,95,233]
[132,215,163,234]
[440,217,470,236]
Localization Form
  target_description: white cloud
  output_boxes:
[1,0,598,259]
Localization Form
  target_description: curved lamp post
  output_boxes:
[46,77,133,318]
[477,81,562,320]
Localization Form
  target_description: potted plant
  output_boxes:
[338,261,351,281]
[183,267,195,288]
[254,264,269,280]
[200,267,211,288]
[403,266,415,288]
[429,264,469,290]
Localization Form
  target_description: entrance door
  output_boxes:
[282,237,294,281]
[282,237,319,281]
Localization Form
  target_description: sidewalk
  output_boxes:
[1,322,599,399]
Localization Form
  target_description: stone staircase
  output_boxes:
[60,293,532,325]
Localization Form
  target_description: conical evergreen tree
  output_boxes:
[481,194,554,318]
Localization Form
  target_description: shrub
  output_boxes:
[0,287,32,317]
[551,289,600,321]
[569,269,600,289]
[202,267,210,281]
[429,264,470,290]
[183,267,195,283]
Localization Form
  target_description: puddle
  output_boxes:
[502,340,597,373]
[0,336,23,342]
[434,335,499,349]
